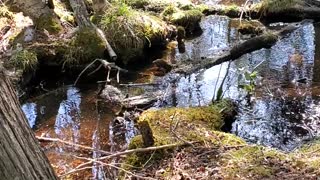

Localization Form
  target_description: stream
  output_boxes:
[21,14,320,177]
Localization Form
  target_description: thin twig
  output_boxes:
[74,59,99,85]
[99,142,192,161]
[59,166,93,178]
[36,136,112,155]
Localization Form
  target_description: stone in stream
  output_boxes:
[99,85,124,114]
[99,84,162,113]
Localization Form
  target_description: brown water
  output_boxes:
[22,86,137,178]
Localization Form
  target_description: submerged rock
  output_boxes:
[99,85,124,113]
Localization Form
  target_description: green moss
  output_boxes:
[223,4,239,14]
[170,9,202,34]
[98,3,172,64]
[125,135,170,168]
[62,27,106,65]
[10,49,38,72]
[126,0,150,9]
[162,4,178,17]
[36,14,62,34]
[260,0,302,13]
[140,105,223,131]
[123,101,320,178]
[219,146,286,179]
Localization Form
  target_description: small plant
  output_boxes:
[10,49,38,72]
[238,70,258,95]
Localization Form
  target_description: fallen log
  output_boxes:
[203,4,320,23]
[173,21,307,74]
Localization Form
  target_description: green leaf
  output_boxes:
[250,71,258,79]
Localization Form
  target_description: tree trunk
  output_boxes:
[0,68,57,179]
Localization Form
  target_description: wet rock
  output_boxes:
[99,85,124,113]
[23,26,35,42]
[152,59,173,75]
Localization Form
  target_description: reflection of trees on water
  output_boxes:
[165,17,320,151]
[232,22,317,151]
[54,87,81,145]
[21,103,37,128]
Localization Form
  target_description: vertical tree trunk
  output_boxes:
[0,69,57,179]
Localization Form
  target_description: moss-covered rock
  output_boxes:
[123,100,240,169]
[97,2,174,64]
[123,99,320,178]
[167,9,203,35]
[62,27,106,65]
[259,0,303,13]
[36,14,62,34]
[126,0,195,13]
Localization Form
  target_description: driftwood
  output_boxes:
[203,4,320,23]
[173,21,306,74]
[122,92,161,109]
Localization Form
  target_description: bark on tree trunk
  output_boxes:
[0,68,57,179]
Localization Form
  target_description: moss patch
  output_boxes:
[62,27,106,65]
[97,2,173,64]
[259,0,303,13]
[36,14,62,34]
[167,9,203,35]
[122,99,320,179]
[125,135,171,167]
[9,49,38,72]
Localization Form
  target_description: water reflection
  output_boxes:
[163,15,320,151]
[54,87,81,145]
[21,103,37,128]
[176,16,232,62]
[21,86,126,178]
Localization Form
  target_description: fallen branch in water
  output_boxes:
[173,20,308,74]
[203,3,320,22]
[74,58,128,85]
[36,136,112,155]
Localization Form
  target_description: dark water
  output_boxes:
[160,15,320,151]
